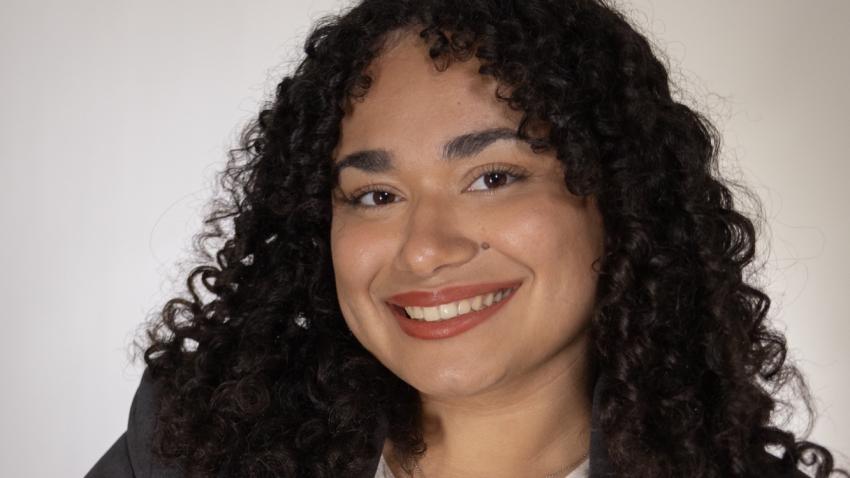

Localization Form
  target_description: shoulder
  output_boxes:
[126,368,186,477]
[86,368,186,478]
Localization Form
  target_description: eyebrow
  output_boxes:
[331,127,521,185]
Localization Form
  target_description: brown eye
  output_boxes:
[344,164,528,211]
[484,172,509,188]
[466,166,526,192]
[346,188,400,208]
[368,191,396,205]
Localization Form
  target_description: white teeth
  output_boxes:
[423,306,440,321]
[471,295,483,311]
[439,302,458,320]
[402,288,514,322]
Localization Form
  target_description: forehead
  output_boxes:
[334,30,522,160]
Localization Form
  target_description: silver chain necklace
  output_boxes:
[381,450,589,478]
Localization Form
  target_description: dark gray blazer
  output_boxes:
[86,368,806,477]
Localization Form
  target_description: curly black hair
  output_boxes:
[134,0,847,476]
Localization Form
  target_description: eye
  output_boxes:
[340,185,401,209]
[340,164,529,210]
[465,165,528,192]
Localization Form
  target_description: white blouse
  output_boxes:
[375,454,590,478]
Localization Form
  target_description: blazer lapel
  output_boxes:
[366,412,389,477]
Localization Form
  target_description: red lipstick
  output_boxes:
[387,280,522,307]
[386,280,523,340]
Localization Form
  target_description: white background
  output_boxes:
[1,1,847,476]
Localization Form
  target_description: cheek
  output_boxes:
[487,194,590,263]
[490,193,603,306]
[330,216,393,316]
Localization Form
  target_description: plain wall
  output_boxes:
[0,1,846,476]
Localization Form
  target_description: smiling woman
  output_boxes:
[329,31,603,477]
[85,1,846,478]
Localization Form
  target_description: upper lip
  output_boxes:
[386,280,523,307]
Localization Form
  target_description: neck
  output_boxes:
[386,335,592,478]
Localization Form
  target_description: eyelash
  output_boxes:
[340,164,530,210]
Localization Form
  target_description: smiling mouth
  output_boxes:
[388,286,518,322]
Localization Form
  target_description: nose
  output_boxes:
[394,195,479,278]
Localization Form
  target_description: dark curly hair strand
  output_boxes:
[135,1,847,477]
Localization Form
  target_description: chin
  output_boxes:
[407,362,507,398]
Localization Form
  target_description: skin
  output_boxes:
[330,28,605,478]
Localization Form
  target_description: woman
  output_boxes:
[86,0,846,477]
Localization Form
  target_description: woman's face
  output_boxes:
[330,30,605,399]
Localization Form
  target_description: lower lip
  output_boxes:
[389,287,519,340]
